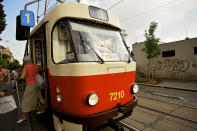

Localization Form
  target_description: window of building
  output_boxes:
[162,50,175,57]
[194,47,197,55]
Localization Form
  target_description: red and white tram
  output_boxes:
[17,2,138,131]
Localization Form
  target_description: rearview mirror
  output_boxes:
[16,15,30,40]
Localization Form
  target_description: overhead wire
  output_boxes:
[107,0,125,10]
[129,0,181,21]
[130,0,182,44]
[107,0,183,44]
[106,0,182,23]
[47,0,51,7]
[37,0,40,23]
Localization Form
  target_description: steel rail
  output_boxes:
[138,95,197,109]
[137,105,197,125]
[118,121,141,131]
[138,84,197,92]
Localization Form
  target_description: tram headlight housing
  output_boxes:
[56,94,62,102]
[131,84,139,94]
[56,86,62,102]
[87,93,98,106]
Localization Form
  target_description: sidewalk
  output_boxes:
[0,82,31,131]
[137,78,197,92]
[0,82,48,131]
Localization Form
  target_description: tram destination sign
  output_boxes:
[20,10,35,27]
[89,6,108,21]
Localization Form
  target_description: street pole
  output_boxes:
[44,0,47,16]
[1,48,2,59]
[78,0,80,3]
[24,0,41,10]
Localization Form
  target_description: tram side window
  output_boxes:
[35,40,43,66]
[52,21,75,64]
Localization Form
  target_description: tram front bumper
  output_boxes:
[53,96,138,125]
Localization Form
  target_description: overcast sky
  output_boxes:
[0,0,197,63]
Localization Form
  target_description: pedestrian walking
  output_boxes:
[15,56,44,123]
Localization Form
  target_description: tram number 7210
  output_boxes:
[109,90,125,101]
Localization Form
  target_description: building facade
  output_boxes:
[0,45,14,62]
[132,37,197,80]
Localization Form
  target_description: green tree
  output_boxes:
[142,21,160,80]
[10,59,21,69]
[142,21,160,65]
[0,53,21,69]
[0,0,6,34]
[1,53,10,60]
[0,58,9,68]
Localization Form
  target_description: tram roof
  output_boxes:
[30,2,121,37]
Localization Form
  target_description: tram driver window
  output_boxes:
[69,22,130,62]
[52,21,75,64]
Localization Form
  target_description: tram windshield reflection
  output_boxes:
[69,21,131,62]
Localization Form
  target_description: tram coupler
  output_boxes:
[84,111,131,131]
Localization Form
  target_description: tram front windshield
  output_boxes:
[52,20,131,64]
[69,21,130,62]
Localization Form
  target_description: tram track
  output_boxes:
[120,85,197,130]
[138,95,197,109]
[117,121,141,131]
[137,105,197,125]
[138,84,197,92]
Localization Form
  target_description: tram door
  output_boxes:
[32,37,49,108]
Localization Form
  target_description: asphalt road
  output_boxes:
[0,82,48,131]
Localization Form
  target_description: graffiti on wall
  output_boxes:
[155,59,190,72]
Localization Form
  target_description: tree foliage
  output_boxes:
[10,59,21,69]
[0,0,6,34]
[0,53,21,69]
[1,53,10,59]
[142,21,160,64]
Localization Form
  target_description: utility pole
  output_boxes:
[44,0,47,16]
[77,0,80,3]
[0,48,2,59]
[0,39,1,59]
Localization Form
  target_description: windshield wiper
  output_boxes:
[128,57,131,63]
[121,39,131,63]
[79,32,104,64]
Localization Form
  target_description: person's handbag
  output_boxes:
[35,74,44,88]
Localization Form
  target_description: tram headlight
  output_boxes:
[56,86,62,102]
[56,94,62,102]
[87,93,98,106]
[131,84,139,94]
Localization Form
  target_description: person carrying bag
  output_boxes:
[15,56,45,124]
[35,73,44,89]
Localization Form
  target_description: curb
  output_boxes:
[137,83,197,92]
